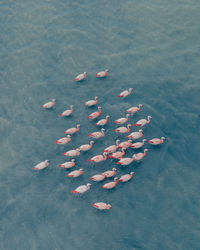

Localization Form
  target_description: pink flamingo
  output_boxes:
[88,152,107,163]
[147,137,165,145]
[88,128,105,139]
[119,172,135,182]
[113,124,131,134]
[66,168,83,177]
[133,149,148,161]
[102,168,116,178]
[126,104,142,114]
[88,106,102,119]
[114,114,130,125]
[63,149,80,157]
[117,88,133,98]
[116,157,135,166]
[84,96,98,107]
[41,99,55,109]
[74,72,87,81]
[126,129,143,139]
[64,124,80,135]
[90,174,105,182]
[103,140,120,153]
[130,139,146,149]
[92,202,111,210]
[72,183,91,194]
[33,160,49,170]
[58,159,75,169]
[77,141,94,152]
[132,116,152,127]
[60,105,73,117]
[96,69,109,78]
[118,140,132,149]
[95,115,110,126]
[102,177,118,189]
[55,135,71,144]
[107,147,126,159]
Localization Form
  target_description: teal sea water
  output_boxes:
[0,0,200,249]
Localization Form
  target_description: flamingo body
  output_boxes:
[126,104,142,114]
[33,160,49,170]
[90,174,105,181]
[132,116,152,127]
[117,88,133,98]
[147,137,165,145]
[41,99,55,109]
[88,153,107,163]
[133,149,148,161]
[102,168,116,178]
[116,157,134,166]
[96,69,109,78]
[74,72,87,81]
[63,149,80,157]
[64,124,80,135]
[88,106,101,119]
[102,178,118,189]
[92,202,111,210]
[72,184,91,194]
[85,96,98,107]
[118,140,132,149]
[113,124,131,134]
[77,141,94,152]
[95,115,109,126]
[59,159,75,169]
[88,128,105,139]
[66,169,83,177]
[107,148,125,159]
[119,172,135,182]
[114,114,130,125]
[60,105,73,117]
[130,139,146,149]
[55,135,71,144]
[126,129,143,139]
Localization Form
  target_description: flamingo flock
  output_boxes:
[34,70,166,211]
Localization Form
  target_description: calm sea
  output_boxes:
[0,0,200,249]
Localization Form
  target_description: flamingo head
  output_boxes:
[90,141,94,145]
[129,88,133,92]
[84,72,87,75]
[52,99,56,102]
[126,114,130,118]
[103,152,108,157]
[106,115,110,119]
[105,69,109,72]
[71,159,75,162]
[139,129,143,133]
[87,183,91,188]
[114,177,118,181]
[138,104,143,108]
[67,135,71,138]
[116,139,120,145]
[70,105,73,109]
[128,140,132,143]
[79,168,83,171]
[106,204,112,209]
[143,139,147,142]
[147,116,152,120]
[101,128,105,132]
[130,172,135,175]
[122,147,126,151]
[95,96,98,100]
[144,149,148,152]
[45,160,49,166]
[112,168,117,171]
[161,137,166,140]
[77,124,80,128]
[98,106,102,110]
[127,124,132,128]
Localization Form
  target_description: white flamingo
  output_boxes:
[95,115,110,126]
[96,69,109,78]
[90,174,105,182]
[113,124,131,134]
[102,177,118,189]
[41,99,55,109]
[130,139,146,149]
[66,168,83,177]
[118,140,132,149]
[132,116,152,127]
[33,160,49,170]
[114,114,130,125]
[126,104,142,114]
[107,148,126,159]
[72,183,91,194]
[77,141,94,152]
[58,159,75,169]
[88,128,105,139]
[103,140,120,153]
[102,168,116,178]
[88,152,107,163]
[64,124,80,135]
[60,105,73,117]
[133,149,148,161]
[92,202,111,210]
[147,137,165,145]
[84,96,98,107]
[119,172,135,182]
[74,72,87,81]
[63,149,80,157]
[88,106,102,119]
[55,135,71,144]
[126,129,143,139]
[117,88,133,98]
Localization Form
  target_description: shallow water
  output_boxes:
[0,0,200,249]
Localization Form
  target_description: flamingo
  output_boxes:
[102,177,118,189]
[55,135,71,144]
[119,172,135,182]
[96,69,109,78]
[84,96,98,107]
[77,141,94,152]
[33,160,49,170]
[41,99,55,109]
[90,174,105,182]
[95,115,110,126]
[126,104,143,114]
[88,106,102,119]
[107,148,126,159]
[74,72,87,81]
[103,140,120,153]
[64,124,80,135]
[63,149,80,157]
[88,152,107,163]
[130,139,146,149]
[113,124,131,134]
[114,114,130,125]
[133,149,148,161]
[132,116,152,127]
[126,129,143,139]
[117,88,133,98]
[58,159,75,169]
[72,183,91,194]
[116,156,135,166]
[66,168,83,177]
[147,137,165,145]
[102,168,116,178]
[118,140,132,149]
[88,128,105,139]
[92,202,111,210]
[60,105,73,117]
